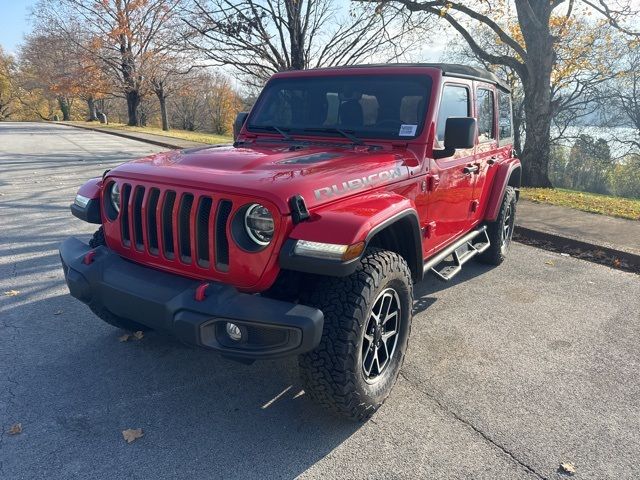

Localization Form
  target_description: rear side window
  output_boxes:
[476,88,495,142]
[498,90,513,141]
[436,85,470,142]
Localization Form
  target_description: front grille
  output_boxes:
[118,183,232,272]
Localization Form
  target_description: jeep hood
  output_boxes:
[108,144,415,212]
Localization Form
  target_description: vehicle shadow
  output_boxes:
[413,260,495,316]
[1,292,361,479]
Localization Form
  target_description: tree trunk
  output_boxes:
[126,90,140,126]
[58,96,71,121]
[515,1,554,188]
[155,88,170,131]
[86,97,97,121]
[286,0,305,69]
[520,83,553,187]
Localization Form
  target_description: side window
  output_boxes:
[436,85,470,142]
[476,88,495,142]
[498,90,513,141]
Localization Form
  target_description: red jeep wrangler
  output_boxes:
[60,64,520,420]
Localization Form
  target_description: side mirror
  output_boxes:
[233,112,249,141]
[434,117,477,159]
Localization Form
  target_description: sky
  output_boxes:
[0,0,35,54]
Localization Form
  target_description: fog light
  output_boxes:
[226,322,242,341]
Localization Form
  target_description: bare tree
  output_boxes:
[359,0,639,187]
[182,0,426,87]
[599,43,640,153]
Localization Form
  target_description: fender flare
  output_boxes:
[279,191,423,278]
[484,158,521,222]
[71,177,102,224]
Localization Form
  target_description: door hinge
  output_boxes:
[426,174,440,192]
[424,221,437,238]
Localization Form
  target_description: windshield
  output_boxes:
[247,74,433,141]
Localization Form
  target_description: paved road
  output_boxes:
[1,122,639,480]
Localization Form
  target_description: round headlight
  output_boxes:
[110,182,121,213]
[244,204,274,246]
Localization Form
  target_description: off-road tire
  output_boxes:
[88,226,106,248]
[478,186,517,266]
[86,227,151,332]
[298,248,413,421]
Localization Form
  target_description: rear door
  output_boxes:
[424,82,476,257]
[470,83,498,224]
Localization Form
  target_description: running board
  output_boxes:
[423,226,490,281]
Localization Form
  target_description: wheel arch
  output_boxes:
[484,158,522,222]
[365,211,423,283]
[279,192,423,281]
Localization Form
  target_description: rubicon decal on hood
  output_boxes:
[314,167,404,200]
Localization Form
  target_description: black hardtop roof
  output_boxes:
[309,63,510,92]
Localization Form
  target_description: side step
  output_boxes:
[423,226,491,281]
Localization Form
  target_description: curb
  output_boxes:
[57,122,208,150]
[515,225,640,269]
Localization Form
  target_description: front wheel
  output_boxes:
[298,248,413,421]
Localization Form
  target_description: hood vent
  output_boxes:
[280,152,342,165]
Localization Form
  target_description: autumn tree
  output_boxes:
[361,0,639,187]
[19,31,86,120]
[207,73,243,134]
[145,53,199,131]
[0,47,17,120]
[182,0,425,87]
[35,0,184,126]
[170,71,243,134]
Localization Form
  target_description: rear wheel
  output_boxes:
[298,248,413,421]
[478,186,517,265]
[86,227,151,332]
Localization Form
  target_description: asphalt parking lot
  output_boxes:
[1,122,639,480]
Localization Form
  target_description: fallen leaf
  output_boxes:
[8,423,22,435]
[559,462,576,475]
[122,428,144,443]
[3,290,19,297]
[545,261,555,266]
[613,258,622,268]
[54,310,64,316]
[133,331,144,340]
[118,334,131,342]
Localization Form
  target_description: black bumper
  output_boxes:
[59,237,324,360]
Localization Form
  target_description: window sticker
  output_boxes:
[399,124,417,136]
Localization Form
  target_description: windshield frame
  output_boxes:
[245,73,434,142]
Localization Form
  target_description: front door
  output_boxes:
[424,82,476,258]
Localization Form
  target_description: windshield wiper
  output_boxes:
[248,124,294,141]
[302,127,364,145]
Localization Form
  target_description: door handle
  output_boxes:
[463,165,479,175]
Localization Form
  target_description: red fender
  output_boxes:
[484,158,521,222]
[289,191,419,246]
[77,177,102,199]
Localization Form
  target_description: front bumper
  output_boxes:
[59,237,324,360]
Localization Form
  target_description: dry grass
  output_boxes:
[520,188,640,221]
[69,121,232,145]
